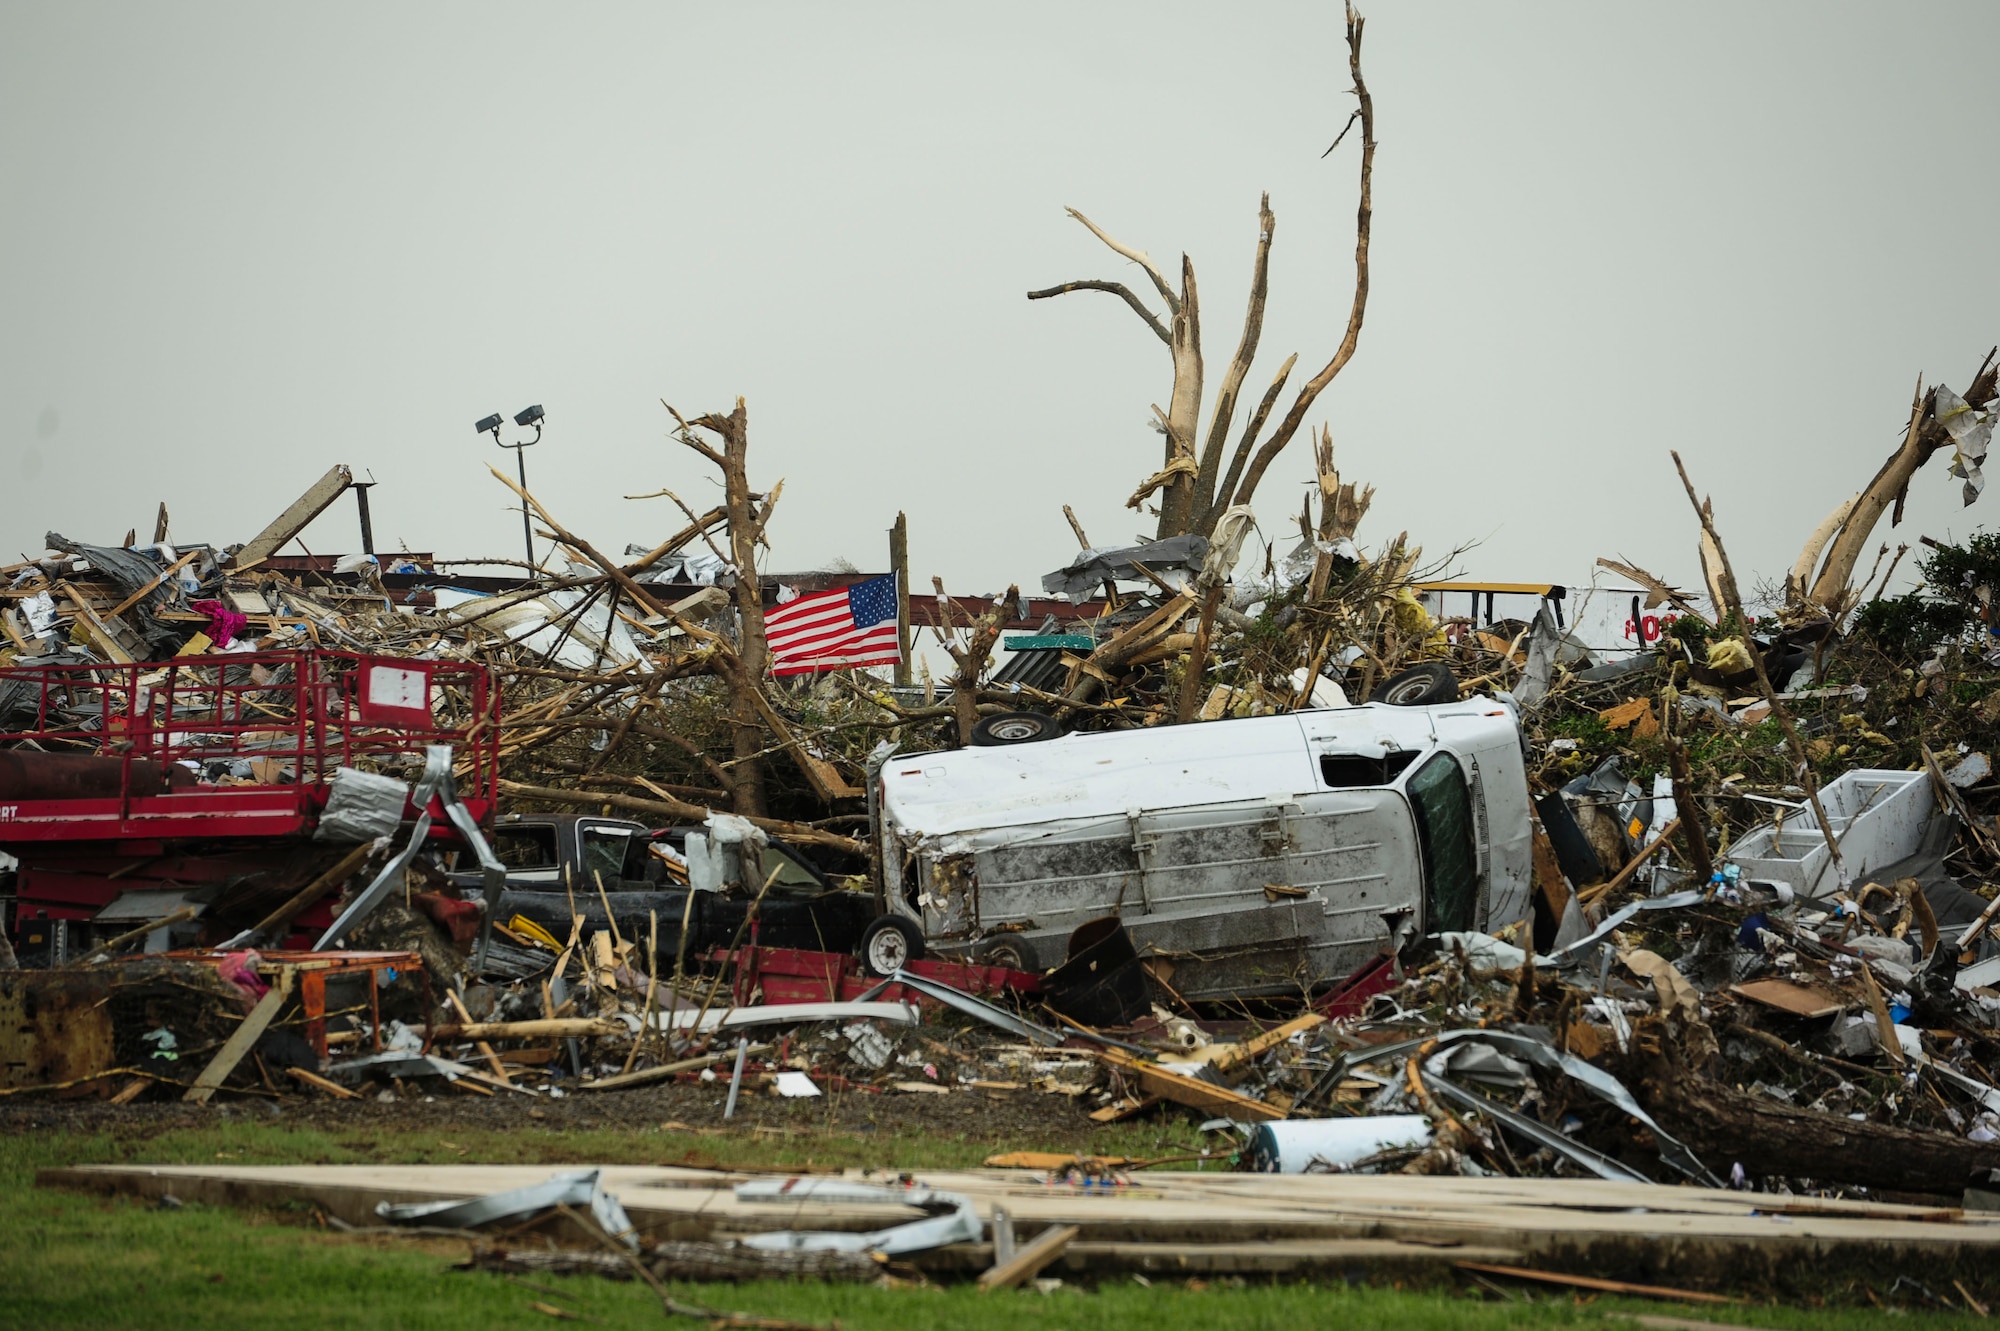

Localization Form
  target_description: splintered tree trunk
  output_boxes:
[724,407,769,818]
[1305,424,1373,602]
[692,399,769,819]
[1803,355,1997,611]
[1156,256,1205,539]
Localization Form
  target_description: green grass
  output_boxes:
[0,1118,1986,1329]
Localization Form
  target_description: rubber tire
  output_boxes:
[970,711,1062,746]
[979,940,1029,973]
[860,916,927,977]
[1372,662,1459,707]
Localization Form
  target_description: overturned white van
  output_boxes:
[875,699,1534,1001]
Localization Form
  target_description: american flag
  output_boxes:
[764,574,902,677]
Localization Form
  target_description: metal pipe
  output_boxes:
[722,1036,750,1119]
[352,483,376,555]
[515,447,533,571]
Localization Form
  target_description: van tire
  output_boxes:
[971,711,1061,746]
[1373,663,1458,707]
[860,916,926,977]
[979,940,1029,973]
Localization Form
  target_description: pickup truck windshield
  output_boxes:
[579,825,632,885]
[765,847,823,892]
[1407,754,1477,933]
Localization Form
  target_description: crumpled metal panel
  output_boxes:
[1041,534,1209,601]
[377,1167,638,1249]
[0,969,116,1090]
[736,1177,982,1255]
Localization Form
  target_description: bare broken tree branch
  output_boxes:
[1062,206,1179,315]
[1190,194,1276,530]
[1803,349,1997,613]
[1227,1,1374,512]
[931,579,1017,745]
[1207,353,1298,537]
[1672,449,1845,885]
[1025,281,1171,345]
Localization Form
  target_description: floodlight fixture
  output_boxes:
[476,402,548,571]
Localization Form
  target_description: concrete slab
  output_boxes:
[38,1161,2000,1286]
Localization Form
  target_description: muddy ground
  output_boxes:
[0,1075,1113,1146]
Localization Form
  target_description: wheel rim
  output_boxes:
[1386,681,1429,705]
[869,929,908,973]
[989,718,1045,741]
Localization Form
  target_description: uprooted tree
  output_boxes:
[1028,0,1375,543]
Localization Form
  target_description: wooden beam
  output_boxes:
[978,1224,1079,1291]
[578,1045,770,1092]
[1454,1261,1735,1305]
[105,550,200,620]
[432,1017,623,1041]
[234,465,352,566]
[1209,1014,1324,1081]
[57,582,134,663]
[1092,1048,1285,1120]
[235,841,376,946]
[285,1067,359,1099]
[184,968,295,1104]
[446,989,513,1088]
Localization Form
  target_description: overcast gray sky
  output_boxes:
[5,2,1997,605]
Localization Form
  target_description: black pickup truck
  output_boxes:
[446,813,920,974]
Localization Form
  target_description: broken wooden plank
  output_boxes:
[1210,1013,1324,1080]
[285,1067,359,1099]
[1089,1095,1162,1123]
[1093,1048,1285,1121]
[234,840,376,946]
[1455,1260,1735,1305]
[432,1017,623,1041]
[579,1046,767,1092]
[234,464,353,566]
[56,582,135,664]
[105,550,199,620]
[447,989,514,1088]
[978,1223,1079,1291]
[983,1152,1137,1171]
[0,606,34,654]
[184,968,295,1104]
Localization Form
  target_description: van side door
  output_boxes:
[1404,753,1479,934]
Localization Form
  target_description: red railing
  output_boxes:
[0,650,497,842]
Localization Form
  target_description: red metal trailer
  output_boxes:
[0,650,499,958]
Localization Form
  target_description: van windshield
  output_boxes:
[1407,754,1477,933]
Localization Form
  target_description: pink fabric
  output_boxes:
[214,950,270,1002]
[190,599,249,647]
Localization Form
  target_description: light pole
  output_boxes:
[476,405,544,572]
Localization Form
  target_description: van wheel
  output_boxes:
[1372,662,1459,706]
[860,916,926,977]
[979,940,1029,973]
[971,711,1061,746]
